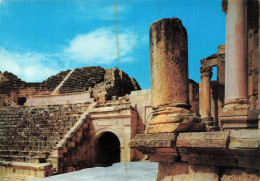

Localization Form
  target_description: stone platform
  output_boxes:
[34,161,158,181]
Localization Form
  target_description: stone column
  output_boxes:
[146,18,200,133]
[200,65,214,130]
[220,0,254,129]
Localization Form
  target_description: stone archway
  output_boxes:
[96,132,121,166]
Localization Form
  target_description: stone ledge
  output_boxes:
[129,133,179,162]
[0,161,52,171]
[0,161,53,179]
[130,130,260,169]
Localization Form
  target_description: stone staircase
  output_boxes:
[51,69,75,95]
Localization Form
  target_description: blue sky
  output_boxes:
[0,0,225,89]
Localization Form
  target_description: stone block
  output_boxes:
[177,131,229,148]
[221,168,259,181]
[176,131,236,167]
[157,162,219,181]
[229,130,260,169]
[129,133,179,162]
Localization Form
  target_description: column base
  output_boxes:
[147,104,201,133]
[201,117,219,131]
[220,98,257,129]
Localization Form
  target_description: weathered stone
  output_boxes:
[129,133,179,162]
[228,130,260,169]
[200,65,214,130]
[157,162,219,181]
[176,131,236,167]
[177,131,229,148]
[148,18,200,133]
[221,168,260,181]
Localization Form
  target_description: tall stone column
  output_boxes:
[200,65,214,130]
[220,0,253,129]
[146,18,200,133]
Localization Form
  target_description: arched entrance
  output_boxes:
[96,132,120,166]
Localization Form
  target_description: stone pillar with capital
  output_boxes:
[199,64,215,131]
[220,0,257,129]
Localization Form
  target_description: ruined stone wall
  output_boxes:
[91,68,141,102]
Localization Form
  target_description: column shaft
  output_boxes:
[200,67,212,118]
[146,18,200,133]
[225,0,247,101]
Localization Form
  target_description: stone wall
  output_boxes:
[26,92,94,106]
[130,130,260,181]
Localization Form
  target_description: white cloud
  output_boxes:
[64,28,137,64]
[0,27,138,82]
[0,48,60,82]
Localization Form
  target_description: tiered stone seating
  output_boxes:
[42,70,71,91]
[0,72,27,95]
[0,103,89,164]
[59,66,105,94]
[0,70,71,96]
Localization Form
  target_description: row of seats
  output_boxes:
[0,103,90,163]
[59,66,105,94]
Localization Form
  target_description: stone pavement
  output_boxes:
[34,161,158,181]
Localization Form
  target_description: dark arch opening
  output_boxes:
[17,97,27,106]
[96,132,120,166]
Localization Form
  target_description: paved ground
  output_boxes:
[35,161,158,181]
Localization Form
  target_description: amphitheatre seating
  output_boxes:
[0,72,26,95]
[59,66,105,94]
[0,103,90,164]
[41,70,71,92]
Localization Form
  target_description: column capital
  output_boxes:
[200,66,212,79]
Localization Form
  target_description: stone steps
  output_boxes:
[0,145,54,152]
[0,155,47,163]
